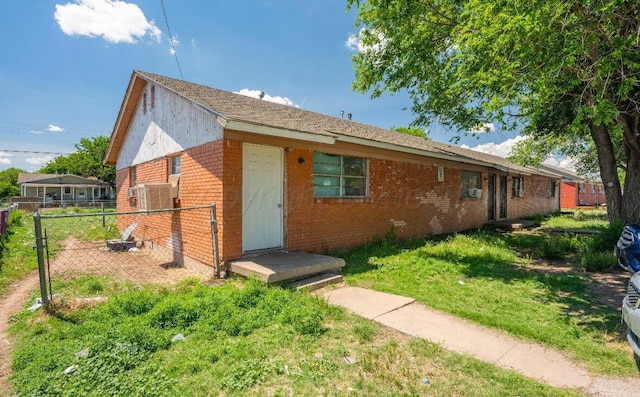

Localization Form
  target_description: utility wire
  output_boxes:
[0,149,71,155]
[160,0,184,80]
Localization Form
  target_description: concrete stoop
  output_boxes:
[488,219,538,232]
[288,273,343,291]
[228,251,345,284]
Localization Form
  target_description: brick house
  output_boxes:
[104,71,561,269]
[538,164,605,209]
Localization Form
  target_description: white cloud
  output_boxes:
[26,156,54,165]
[30,130,43,135]
[235,89,299,107]
[345,28,387,53]
[0,151,13,158]
[461,135,526,158]
[48,124,65,132]
[345,31,363,52]
[469,122,495,134]
[544,156,577,171]
[0,158,11,165]
[169,36,179,55]
[54,0,162,44]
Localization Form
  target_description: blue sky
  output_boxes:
[0,0,531,173]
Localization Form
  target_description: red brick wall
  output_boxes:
[115,140,226,268]
[285,150,489,252]
[577,183,605,206]
[559,181,605,208]
[507,175,559,219]
[116,138,560,263]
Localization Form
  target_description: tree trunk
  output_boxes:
[589,122,623,224]
[622,142,640,224]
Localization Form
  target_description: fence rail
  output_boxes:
[33,204,219,307]
[11,199,117,212]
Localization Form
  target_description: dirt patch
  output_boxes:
[0,272,39,397]
[48,237,215,285]
[519,257,629,311]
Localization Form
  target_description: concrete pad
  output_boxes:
[229,252,344,283]
[320,286,594,390]
[320,286,414,320]
[376,302,515,363]
[496,342,591,388]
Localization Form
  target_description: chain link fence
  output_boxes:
[33,205,220,305]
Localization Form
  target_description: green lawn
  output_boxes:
[3,209,631,395]
[341,222,633,376]
[0,211,38,297]
[7,278,579,396]
[540,209,609,230]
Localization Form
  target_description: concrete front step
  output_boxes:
[228,251,345,283]
[488,219,537,232]
[288,273,343,291]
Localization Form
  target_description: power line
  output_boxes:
[0,149,71,155]
[160,0,184,80]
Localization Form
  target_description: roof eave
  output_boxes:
[225,120,336,144]
[104,71,147,166]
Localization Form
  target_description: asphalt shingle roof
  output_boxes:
[122,71,558,177]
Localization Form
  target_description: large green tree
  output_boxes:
[0,167,24,199]
[40,136,115,187]
[348,0,640,224]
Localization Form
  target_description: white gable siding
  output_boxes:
[116,84,224,170]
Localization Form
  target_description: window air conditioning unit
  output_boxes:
[137,183,174,211]
[468,188,483,198]
[127,187,138,198]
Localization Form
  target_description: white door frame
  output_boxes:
[242,143,284,252]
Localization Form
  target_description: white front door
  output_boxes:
[242,144,284,252]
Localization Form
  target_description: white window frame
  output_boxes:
[313,152,367,198]
[461,170,482,198]
[512,177,524,198]
[169,155,182,175]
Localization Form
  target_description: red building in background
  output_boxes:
[539,164,605,209]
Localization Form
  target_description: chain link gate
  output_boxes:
[33,204,220,307]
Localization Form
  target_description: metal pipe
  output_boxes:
[210,203,221,278]
[33,212,49,308]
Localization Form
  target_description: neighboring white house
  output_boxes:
[17,173,113,204]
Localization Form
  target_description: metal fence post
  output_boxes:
[210,203,221,278]
[33,212,49,308]
[101,202,105,227]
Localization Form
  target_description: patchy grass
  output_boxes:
[7,278,579,396]
[40,211,121,247]
[0,211,38,297]
[342,228,634,376]
[540,209,609,230]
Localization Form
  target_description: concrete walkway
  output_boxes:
[320,286,592,390]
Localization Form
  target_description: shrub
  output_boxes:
[580,251,617,272]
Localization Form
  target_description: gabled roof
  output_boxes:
[105,70,559,179]
[18,173,109,186]
[537,163,601,183]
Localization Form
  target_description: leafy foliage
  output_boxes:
[347,0,640,224]
[390,125,429,139]
[39,136,115,187]
[0,167,24,200]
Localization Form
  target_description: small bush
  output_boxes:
[539,235,579,260]
[580,251,617,272]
